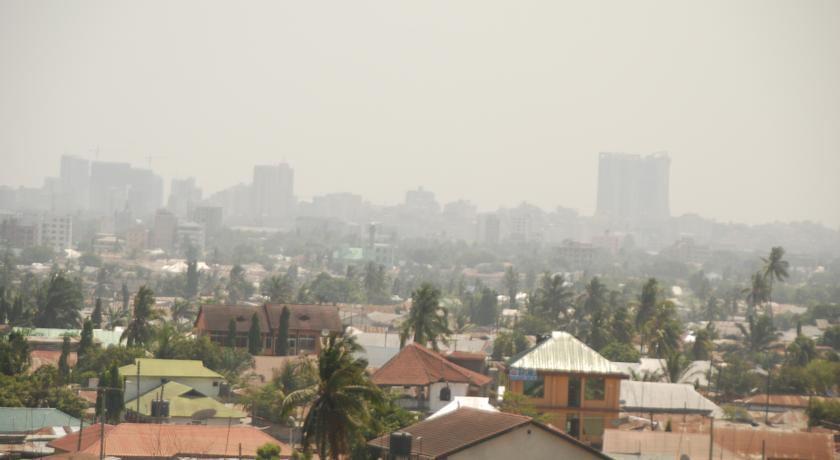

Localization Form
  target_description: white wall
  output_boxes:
[428,382,469,413]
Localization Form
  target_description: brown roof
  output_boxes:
[368,408,609,459]
[196,305,271,333]
[371,343,491,387]
[444,350,486,361]
[50,423,290,459]
[265,304,342,333]
[196,304,341,335]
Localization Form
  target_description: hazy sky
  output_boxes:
[2,1,839,227]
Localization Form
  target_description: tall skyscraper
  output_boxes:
[596,152,670,226]
[59,155,89,212]
[89,161,163,218]
[168,177,202,218]
[251,163,295,227]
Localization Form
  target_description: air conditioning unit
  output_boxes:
[151,400,170,418]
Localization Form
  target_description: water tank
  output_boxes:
[151,400,170,418]
[389,432,412,456]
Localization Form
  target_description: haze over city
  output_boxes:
[2,1,840,227]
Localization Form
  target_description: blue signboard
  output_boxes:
[509,367,539,381]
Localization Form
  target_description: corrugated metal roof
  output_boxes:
[508,331,624,375]
[620,381,723,417]
[0,408,81,434]
[125,381,245,419]
[119,358,222,379]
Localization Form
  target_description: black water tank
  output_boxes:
[389,431,412,456]
[151,400,170,417]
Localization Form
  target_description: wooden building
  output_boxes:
[506,331,627,447]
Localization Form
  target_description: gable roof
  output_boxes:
[0,407,81,434]
[265,304,342,332]
[368,408,610,459]
[196,305,270,333]
[196,303,342,334]
[49,423,288,458]
[125,381,245,419]
[508,331,625,376]
[371,343,491,387]
[620,380,723,417]
[119,358,222,379]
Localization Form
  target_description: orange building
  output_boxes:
[506,331,627,447]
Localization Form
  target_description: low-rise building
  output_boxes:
[368,407,610,460]
[119,358,225,402]
[124,381,245,424]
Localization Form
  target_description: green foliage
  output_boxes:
[737,314,778,354]
[499,391,550,423]
[0,331,31,375]
[121,286,157,347]
[807,398,840,427]
[256,443,282,460]
[227,318,237,348]
[400,283,451,350]
[0,366,87,418]
[277,306,290,355]
[284,336,383,459]
[19,246,55,264]
[91,298,103,328]
[636,278,659,331]
[645,300,683,358]
[785,335,817,367]
[722,404,752,422]
[74,345,144,383]
[36,270,83,328]
[58,336,71,382]
[528,273,573,328]
[600,342,640,362]
[185,259,199,299]
[262,274,295,303]
[691,325,716,361]
[820,325,840,350]
[471,287,498,326]
[78,252,102,268]
[363,262,389,305]
[502,266,518,307]
[248,312,262,355]
[227,264,254,303]
[492,330,529,360]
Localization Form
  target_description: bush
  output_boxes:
[256,443,282,460]
[600,342,641,362]
[807,398,840,427]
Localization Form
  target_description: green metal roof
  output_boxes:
[125,381,245,419]
[0,407,81,433]
[119,358,223,379]
[508,331,624,375]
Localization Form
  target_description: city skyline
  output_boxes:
[2,1,839,227]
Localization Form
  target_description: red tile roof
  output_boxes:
[368,408,609,459]
[265,304,342,333]
[196,304,342,335]
[49,423,289,459]
[371,343,491,387]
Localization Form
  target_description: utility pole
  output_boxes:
[765,369,771,425]
[136,361,141,420]
[708,417,715,460]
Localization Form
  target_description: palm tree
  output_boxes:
[121,286,157,347]
[35,270,83,328]
[663,351,702,384]
[104,303,129,329]
[530,272,573,327]
[762,246,789,307]
[645,300,683,358]
[283,336,383,459]
[170,299,196,327]
[261,274,294,303]
[744,272,770,317]
[736,314,778,354]
[399,283,451,350]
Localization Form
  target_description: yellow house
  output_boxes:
[506,331,627,447]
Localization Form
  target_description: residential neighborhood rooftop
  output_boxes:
[118,358,222,379]
[508,331,626,376]
[371,343,491,387]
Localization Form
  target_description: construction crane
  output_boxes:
[144,155,166,169]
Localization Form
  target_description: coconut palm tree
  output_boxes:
[104,303,129,329]
[530,272,574,327]
[736,314,778,354]
[762,246,789,307]
[744,272,770,317]
[399,283,451,350]
[283,335,383,459]
[121,286,157,347]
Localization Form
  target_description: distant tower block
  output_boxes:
[596,152,670,227]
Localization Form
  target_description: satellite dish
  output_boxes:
[321,329,330,337]
[191,409,217,421]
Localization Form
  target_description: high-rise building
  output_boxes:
[251,163,294,227]
[89,161,163,218]
[59,155,89,212]
[192,206,223,237]
[596,152,670,226]
[152,209,178,252]
[39,214,73,252]
[168,177,202,218]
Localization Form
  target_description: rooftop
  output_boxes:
[508,331,625,376]
[119,358,222,379]
[619,380,723,417]
[0,408,81,434]
[371,343,491,387]
[125,381,245,419]
[49,423,288,459]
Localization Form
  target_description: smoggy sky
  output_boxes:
[1,1,839,227]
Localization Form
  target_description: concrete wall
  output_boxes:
[428,382,469,413]
[450,423,602,460]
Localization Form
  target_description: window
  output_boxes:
[568,376,581,407]
[439,386,452,401]
[566,414,580,438]
[298,336,316,352]
[584,378,605,400]
[523,376,544,398]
